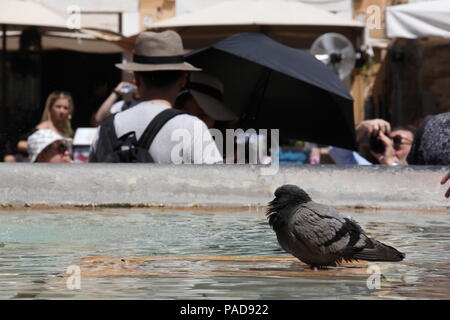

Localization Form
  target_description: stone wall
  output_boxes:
[0,164,448,210]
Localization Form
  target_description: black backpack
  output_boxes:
[89,108,185,163]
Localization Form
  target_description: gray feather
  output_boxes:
[267,184,405,268]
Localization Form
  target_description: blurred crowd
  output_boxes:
[0,30,448,196]
[3,79,448,167]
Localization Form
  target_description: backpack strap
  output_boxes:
[89,113,118,162]
[138,108,185,150]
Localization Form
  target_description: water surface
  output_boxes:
[0,208,449,299]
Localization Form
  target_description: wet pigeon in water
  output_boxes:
[266,185,405,269]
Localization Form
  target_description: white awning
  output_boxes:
[146,0,364,49]
[153,0,364,28]
[0,0,124,53]
[0,31,123,53]
[386,0,450,39]
[0,0,68,29]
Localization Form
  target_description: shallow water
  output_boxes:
[0,208,449,299]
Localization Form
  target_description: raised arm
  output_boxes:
[94,82,136,125]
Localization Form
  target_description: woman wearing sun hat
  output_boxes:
[175,72,237,129]
[27,129,73,163]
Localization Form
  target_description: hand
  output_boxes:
[113,82,137,97]
[370,131,398,165]
[441,171,450,198]
[17,140,28,153]
[309,146,320,165]
[114,81,136,92]
[356,119,391,143]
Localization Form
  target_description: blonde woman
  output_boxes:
[37,91,74,137]
[17,91,74,156]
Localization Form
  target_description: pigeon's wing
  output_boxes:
[291,202,370,255]
[302,201,348,221]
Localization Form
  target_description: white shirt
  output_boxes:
[90,101,223,164]
[109,100,125,114]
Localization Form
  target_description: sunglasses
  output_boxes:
[45,142,70,155]
[392,135,412,150]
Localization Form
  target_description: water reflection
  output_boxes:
[0,208,449,299]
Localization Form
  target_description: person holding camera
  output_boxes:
[329,119,415,165]
[364,120,415,165]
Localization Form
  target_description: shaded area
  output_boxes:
[186,33,357,150]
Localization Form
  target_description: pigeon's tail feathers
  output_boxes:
[353,239,405,262]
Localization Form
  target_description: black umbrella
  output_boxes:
[185,32,357,150]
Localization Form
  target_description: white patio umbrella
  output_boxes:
[145,0,365,49]
[0,0,123,52]
[0,0,69,29]
[386,0,450,39]
[0,0,123,136]
[1,30,123,53]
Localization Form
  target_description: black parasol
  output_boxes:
[185,33,357,150]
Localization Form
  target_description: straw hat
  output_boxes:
[116,31,201,72]
[183,72,237,121]
[27,129,72,162]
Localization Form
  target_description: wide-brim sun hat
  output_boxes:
[27,129,72,162]
[185,72,237,121]
[116,30,201,72]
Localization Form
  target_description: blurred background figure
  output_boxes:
[19,91,74,152]
[387,126,415,163]
[407,111,450,166]
[308,143,321,165]
[3,154,17,163]
[27,129,73,163]
[3,91,75,162]
[329,118,415,166]
[175,72,237,129]
[37,91,74,137]
[93,81,140,125]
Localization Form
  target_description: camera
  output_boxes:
[369,134,385,154]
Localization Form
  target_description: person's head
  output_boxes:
[41,91,74,136]
[175,72,237,128]
[389,125,415,163]
[133,70,188,100]
[407,111,450,165]
[358,123,415,164]
[116,30,201,102]
[176,91,215,128]
[27,129,72,163]
[130,78,140,100]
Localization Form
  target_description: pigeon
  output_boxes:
[266,184,405,269]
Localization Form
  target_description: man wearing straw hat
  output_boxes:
[89,31,223,164]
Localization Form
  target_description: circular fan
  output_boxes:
[310,33,356,80]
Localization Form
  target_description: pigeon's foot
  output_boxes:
[310,265,329,271]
